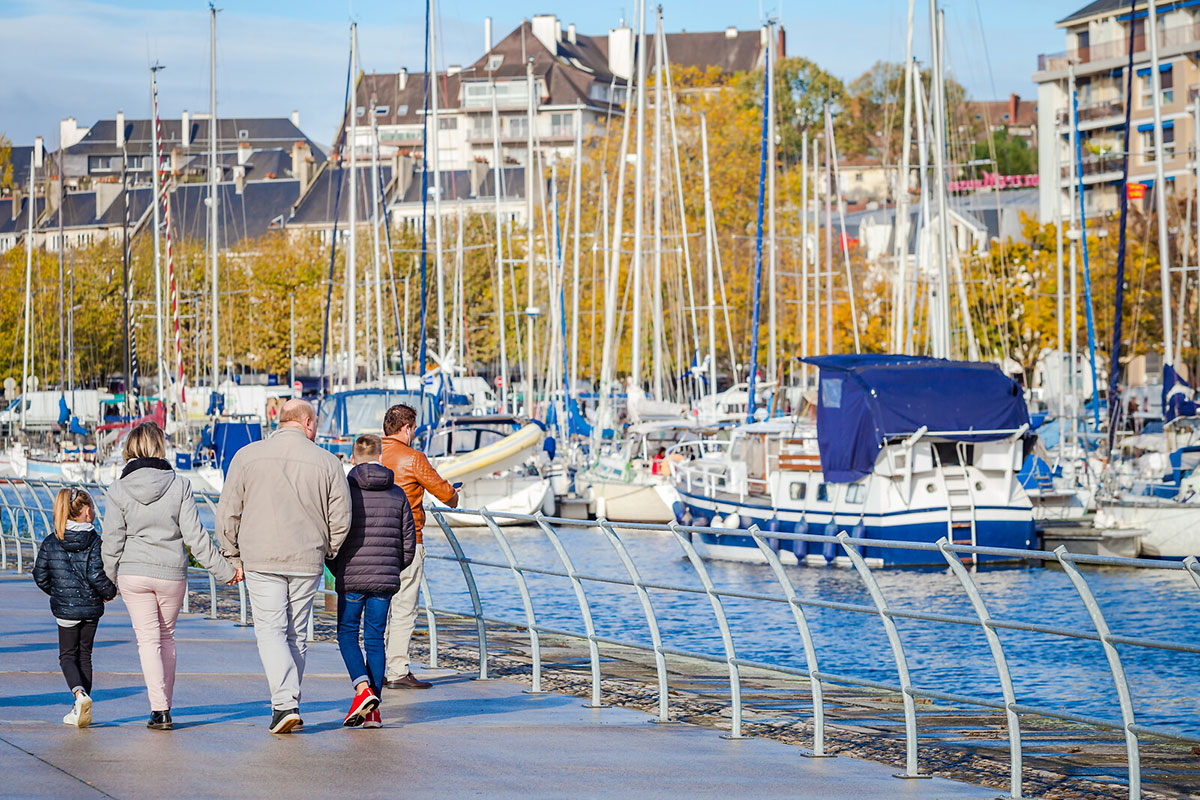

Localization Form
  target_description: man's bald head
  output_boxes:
[279,398,317,439]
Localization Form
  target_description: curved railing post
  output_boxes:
[237,581,249,626]
[431,510,489,680]
[939,538,1022,799]
[27,479,55,538]
[1183,555,1200,594]
[747,524,832,757]
[208,573,218,620]
[837,532,926,779]
[1054,546,1140,800]
[481,510,543,693]
[535,513,606,708]
[597,518,672,723]
[669,522,746,738]
[419,569,439,669]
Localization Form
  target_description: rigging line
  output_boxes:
[319,47,353,400]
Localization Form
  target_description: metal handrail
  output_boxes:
[4,481,1199,799]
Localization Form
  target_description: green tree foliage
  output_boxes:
[972,128,1036,176]
[0,133,12,192]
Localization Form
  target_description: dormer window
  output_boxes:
[238,129,249,139]
[487,54,504,71]
[375,105,389,115]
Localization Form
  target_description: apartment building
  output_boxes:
[1034,0,1200,221]
[335,15,780,171]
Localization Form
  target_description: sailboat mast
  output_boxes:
[525,56,536,415]
[370,97,386,383]
[630,0,648,393]
[928,0,952,358]
[489,70,509,411]
[429,5,446,367]
[800,134,808,383]
[766,19,778,383]
[1148,0,1174,368]
[209,3,219,391]
[20,148,35,429]
[150,65,166,409]
[570,104,583,400]
[1067,64,1080,450]
[701,115,718,406]
[348,23,359,390]
[651,7,664,401]
[893,0,915,353]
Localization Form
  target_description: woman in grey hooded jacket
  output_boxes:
[102,421,240,730]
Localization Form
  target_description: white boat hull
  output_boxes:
[1102,500,1200,558]
[431,476,553,527]
[582,476,677,523]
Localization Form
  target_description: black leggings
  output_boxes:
[57,620,98,695]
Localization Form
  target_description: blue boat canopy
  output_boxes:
[801,355,1030,483]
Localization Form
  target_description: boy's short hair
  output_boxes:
[383,404,417,436]
[353,434,382,461]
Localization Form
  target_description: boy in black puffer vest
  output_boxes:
[33,487,117,728]
[326,434,416,728]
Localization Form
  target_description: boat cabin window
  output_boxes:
[933,442,974,466]
[845,483,866,504]
[816,483,829,502]
[789,481,806,500]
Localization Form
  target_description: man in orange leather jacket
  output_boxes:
[379,403,458,689]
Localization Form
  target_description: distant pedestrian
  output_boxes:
[102,421,239,731]
[33,487,117,728]
[327,434,417,729]
[380,403,458,690]
[217,399,351,734]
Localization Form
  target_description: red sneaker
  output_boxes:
[343,686,379,727]
[363,708,382,729]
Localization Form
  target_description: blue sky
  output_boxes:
[2,0,1084,148]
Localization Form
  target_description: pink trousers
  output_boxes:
[117,575,186,712]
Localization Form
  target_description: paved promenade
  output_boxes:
[0,573,995,799]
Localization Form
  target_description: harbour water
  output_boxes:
[421,524,1200,732]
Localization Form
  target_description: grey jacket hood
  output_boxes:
[116,463,176,505]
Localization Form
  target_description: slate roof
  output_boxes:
[168,180,300,245]
[62,117,324,173]
[180,148,295,180]
[40,185,151,230]
[0,195,46,236]
[288,163,525,226]
[8,145,35,190]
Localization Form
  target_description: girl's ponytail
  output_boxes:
[52,487,95,540]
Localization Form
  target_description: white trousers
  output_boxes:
[385,543,425,679]
[244,572,321,710]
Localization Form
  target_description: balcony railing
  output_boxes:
[1056,100,1124,126]
[1061,153,1125,179]
[1038,22,1200,71]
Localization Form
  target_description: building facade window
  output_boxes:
[1141,66,1173,108]
[1142,124,1175,162]
[438,116,457,130]
[509,117,528,138]
[550,112,574,137]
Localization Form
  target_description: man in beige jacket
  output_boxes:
[217,399,351,734]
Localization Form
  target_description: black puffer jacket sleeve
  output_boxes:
[33,540,52,595]
[86,538,117,601]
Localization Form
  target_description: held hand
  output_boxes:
[226,566,245,585]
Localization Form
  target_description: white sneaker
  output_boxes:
[74,693,92,728]
[62,707,78,726]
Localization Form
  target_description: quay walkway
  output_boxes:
[0,574,994,799]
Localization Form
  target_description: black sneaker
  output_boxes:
[269,708,302,734]
[384,673,432,690]
[147,710,173,731]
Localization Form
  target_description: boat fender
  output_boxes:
[595,496,607,521]
[692,515,709,528]
[672,501,687,524]
[822,522,838,564]
[850,521,866,540]
[767,517,782,553]
[725,513,741,531]
[794,520,809,558]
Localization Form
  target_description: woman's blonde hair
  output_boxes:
[53,487,95,540]
[124,420,167,461]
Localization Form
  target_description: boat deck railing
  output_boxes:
[3,477,1199,799]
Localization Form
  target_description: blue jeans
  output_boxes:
[336,591,391,695]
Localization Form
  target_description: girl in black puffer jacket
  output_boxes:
[33,487,117,728]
